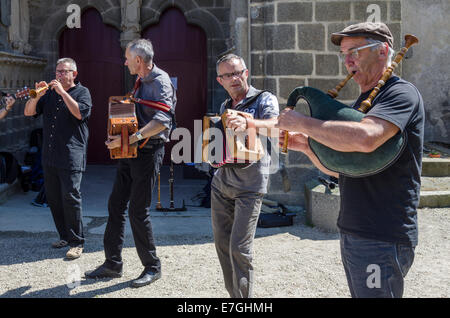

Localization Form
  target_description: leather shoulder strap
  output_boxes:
[226,90,269,111]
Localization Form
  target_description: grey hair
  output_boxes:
[365,38,395,66]
[216,54,247,74]
[57,58,77,72]
[127,39,154,64]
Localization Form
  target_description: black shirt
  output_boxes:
[337,76,425,247]
[36,81,92,171]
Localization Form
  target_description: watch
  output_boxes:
[135,131,144,141]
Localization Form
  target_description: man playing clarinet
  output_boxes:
[24,58,92,260]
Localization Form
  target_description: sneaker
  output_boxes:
[66,246,83,259]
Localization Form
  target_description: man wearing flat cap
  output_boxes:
[278,22,425,298]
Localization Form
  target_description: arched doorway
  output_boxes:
[59,8,124,164]
[143,7,207,164]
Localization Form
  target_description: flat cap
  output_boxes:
[331,22,394,48]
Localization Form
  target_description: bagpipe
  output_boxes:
[281,34,419,177]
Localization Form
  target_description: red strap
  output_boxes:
[131,77,171,113]
[132,78,141,96]
[131,77,168,148]
[131,98,171,112]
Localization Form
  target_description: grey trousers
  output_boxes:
[211,177,264,298]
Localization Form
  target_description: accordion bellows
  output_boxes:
[202,109,264,168]
[108,96,139,159]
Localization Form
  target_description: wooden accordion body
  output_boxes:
[202,109,264,168]
[108,96,139,159]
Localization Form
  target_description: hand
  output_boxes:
[226,113,247,132]
[49,79,65,96]
[34,81,49,98]
[105,135,121,149]
[276,108,304,132]
[279,130,311,154]
[5,95,15,109]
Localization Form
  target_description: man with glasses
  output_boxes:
[24,58,92,260]
[212,54,279,297]
[278,22,424,298]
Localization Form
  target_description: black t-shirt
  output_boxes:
[36,81,92,171]
[337,76,425,247]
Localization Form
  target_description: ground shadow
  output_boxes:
[0,279,132,298]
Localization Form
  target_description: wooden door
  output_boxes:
[59,8,124,164]
[143,8,207,164]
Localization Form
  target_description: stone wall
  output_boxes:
[248,0,402,205]
[401,0,450,143]
[0,51,46,155]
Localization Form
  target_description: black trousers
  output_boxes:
[104,144,164,272]
[43,165,84,247]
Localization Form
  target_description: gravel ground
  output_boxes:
[0,207,449,298]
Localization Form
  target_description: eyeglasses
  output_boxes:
[218,69,246,80]
[56,69,74,75]
[339,42,381,61]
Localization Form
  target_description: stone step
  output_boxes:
[419,174,450,208]
[420,176,450,207]
[422,157,450,177]
[419,191,450,208]
[421,176,450,191]
[305,177,450,233]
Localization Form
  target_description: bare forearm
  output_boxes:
[297,116,372,153]
[0,108,7,119]
[254,117,278,136]
[129,120,167,144]
[60,91,82,120]
[24,98,39,116]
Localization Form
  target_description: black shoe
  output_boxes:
[131,270,161,288]
[85,264,122,279]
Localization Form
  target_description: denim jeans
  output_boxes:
[340,233,415,298]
